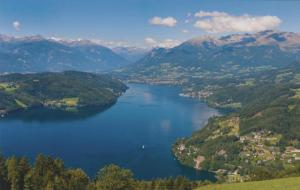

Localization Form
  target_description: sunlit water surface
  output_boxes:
[0,84,221,180]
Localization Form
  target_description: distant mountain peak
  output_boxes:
[0,34,14,42]
[184,30,300,48]
[0,34,131,73]
[186,35,220,46]
[129,30,300,74]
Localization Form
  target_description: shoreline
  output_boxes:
[126,81,224,179]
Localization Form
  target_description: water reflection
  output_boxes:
[1,105,113,123]
[0,84,221,180]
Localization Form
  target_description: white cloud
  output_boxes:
[13,21,21,31]
[182,29,189,33]
[195,11,228,18]
[49,36,137,48]
[145,37,181,48]
[92,39,132,48]
[160,39,181,48]
[145,37,157,45]
[194,11,281,33]
[149,16,177,27]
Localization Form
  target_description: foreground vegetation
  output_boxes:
[0,71,127,115]
[197,176,300,190]
[0,154,199,190]
[2,154,298,190]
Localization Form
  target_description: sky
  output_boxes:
[0,0,300,48]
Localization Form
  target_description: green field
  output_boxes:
[0,82,18,93]
[196,177,300,190]
[292,88,300,99]
[15,99,27,108]
[62,97,79,107]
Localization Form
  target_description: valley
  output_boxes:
[1,30,300,188]
[2,0,300,189]
[118,30,300,182]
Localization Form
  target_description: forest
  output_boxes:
[0,71,127,114]
[0,154,200,190]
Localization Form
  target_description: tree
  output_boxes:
[30,154,67,190]
[95,164,135,190]
[0,155,9,190]
[24,170,34,190]
[174,176,193,190]
[165,177,174,190]
[18,157,30,189]
[250,167,275,181]
[31,154,47,190]
[66,169,89,190]
[6,156,20,190]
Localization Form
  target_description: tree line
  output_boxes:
[0,154,202,190]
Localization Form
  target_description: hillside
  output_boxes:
[114,30,300,182]
[173,62,300,182]
[196,177,300,190]
[0,71,127,115]
[138,30,300,69]
[121,30,300,85]
[0,35,130,73]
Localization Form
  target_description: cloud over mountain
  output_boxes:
[194,11,281,33]
[145,37,180,48]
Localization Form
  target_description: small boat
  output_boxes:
[142,145,145,149]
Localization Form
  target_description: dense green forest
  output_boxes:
[173,62,300,182]
[1,154,299,190]
[0,71,127,115]
[0,154,200,190]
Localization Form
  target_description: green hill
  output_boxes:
[196,177,300,190]
[173,62,300,182]
[0,71,127,115]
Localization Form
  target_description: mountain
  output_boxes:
[112,46,149,62]
[125,30,300,79]
[0,35,130,73]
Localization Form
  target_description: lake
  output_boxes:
[0,84,220,180]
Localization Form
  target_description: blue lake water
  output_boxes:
[0,84,220,180]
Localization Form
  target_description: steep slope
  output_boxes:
[124,30,300,81]
[173,62,300,182]
[0,35,129,73]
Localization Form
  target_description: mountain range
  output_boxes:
[127,30,300,76]
[1,30,300,75]
[0,35,133,73]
